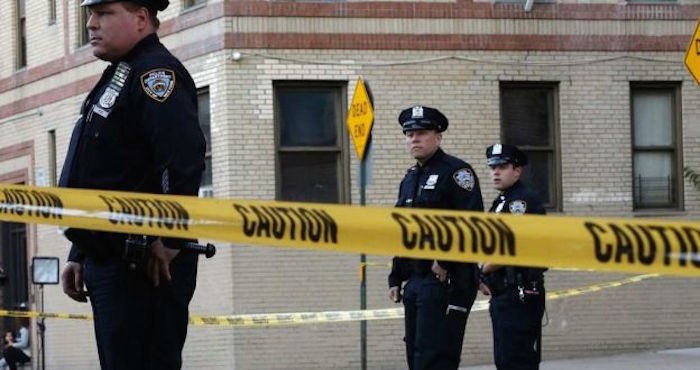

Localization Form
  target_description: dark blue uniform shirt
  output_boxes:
[62,33,206,262]
[486,180,547,288]
[389,148,484,306]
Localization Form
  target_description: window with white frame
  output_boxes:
[631,83,682,209]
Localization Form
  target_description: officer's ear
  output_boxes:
[512,164,523,177]
[127,5,152,33]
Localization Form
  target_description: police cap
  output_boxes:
[398,105,448,133]
[80,0,169,12]
[486,144,528,167]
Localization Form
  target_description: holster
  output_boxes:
[123,235,156,270]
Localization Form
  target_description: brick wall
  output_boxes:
[0,1,699,369]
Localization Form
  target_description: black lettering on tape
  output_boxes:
[586,222,700,269]
[232,203,338,245]
[0,189,63,219]
[99,195,190,231]
[392,213,516,257]
[585,221,612,262]
[683,227,700,268]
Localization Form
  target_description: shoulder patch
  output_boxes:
[453,168,475,191]
[140,68,176,103]
[509,200,527,215]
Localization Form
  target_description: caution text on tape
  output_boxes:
[0,184,698,276]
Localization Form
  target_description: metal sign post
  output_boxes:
[346,76,374,370]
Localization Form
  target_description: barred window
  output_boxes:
[631,83,682,209]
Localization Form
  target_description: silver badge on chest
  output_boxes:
[98,87,119,109]
[423,174,439,190]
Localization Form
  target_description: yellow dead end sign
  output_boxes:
[346,77,374,161]
[684,19,700,84]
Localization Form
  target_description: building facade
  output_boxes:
[0,0,699,369]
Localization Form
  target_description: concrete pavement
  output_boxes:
[461,348,700,370]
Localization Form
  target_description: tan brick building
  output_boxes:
[1,0,699,369]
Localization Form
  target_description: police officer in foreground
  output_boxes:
[479,144,547,370]
[59,1,205,369]
[388,105,483,370]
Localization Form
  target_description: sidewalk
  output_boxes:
[461,348,700,370]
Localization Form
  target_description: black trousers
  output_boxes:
[84,251,198,370]
[402,274,472,370]
[489,287,545,370]
[2,346,30,370]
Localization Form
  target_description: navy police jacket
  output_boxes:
[388,148,484,306]
[62,33,206,262]
[486,180,547,285]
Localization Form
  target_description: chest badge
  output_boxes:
[423,174,439,190]
[453,168,475,191]
[98,87,119,109]
[509,200,527,215]
[141,68,176,103]
[91,62,130,119]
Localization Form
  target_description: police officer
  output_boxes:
[479,144,547,370]
[59,1,205,369]
[388,105,484,370]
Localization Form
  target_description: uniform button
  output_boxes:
[94,132,100,138]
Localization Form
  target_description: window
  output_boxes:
[183,0,206,9]
[48,130,57,187]
[1,222,28,318]
[500,82,560,210]
[198,88,213,197]
[274,82,348,203]
[16,0,27,69]
[48,0,57,24]
[78,5,89,47]
[631,83,682,209]
[627,0,676,3]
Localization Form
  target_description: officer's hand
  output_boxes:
[478,282,491,296]
[388,286,402,303]
[61,262,87,303]
[147,238,180,287]
[431,260,448,283]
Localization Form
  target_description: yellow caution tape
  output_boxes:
[0,274,658,326]
[361,261,599,273]
[0,309,92,321]
[0,184,698,276]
